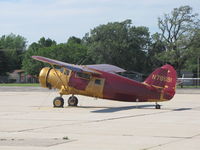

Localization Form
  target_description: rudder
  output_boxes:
[144,64,177,100]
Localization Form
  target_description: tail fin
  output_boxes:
[144,64,177,99]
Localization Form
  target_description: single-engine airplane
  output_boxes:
[32,56,177,109]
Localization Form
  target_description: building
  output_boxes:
[8,70,38,83]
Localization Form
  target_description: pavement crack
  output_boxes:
[15,110,172,133]
[142,132,200,150]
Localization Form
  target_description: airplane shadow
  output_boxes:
[90,104,156,113]
[74,105,193,113]
[77,106,114,109]
[172,108,192,111]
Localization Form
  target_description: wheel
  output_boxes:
[155,104,161,109]
[68,96,78,106]
[53,97,64,108]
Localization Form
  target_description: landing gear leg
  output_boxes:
[155,102,161,109]
[68,95,78,107]
[53,96,64,108]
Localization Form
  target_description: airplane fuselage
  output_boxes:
[42,68,172,102]
[79,71,173,102]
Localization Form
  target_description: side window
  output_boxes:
[76,72,91,80]
[95,79,101,85]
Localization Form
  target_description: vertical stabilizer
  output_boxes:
[144,64,177,100]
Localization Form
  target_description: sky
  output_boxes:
[0,0,200,44]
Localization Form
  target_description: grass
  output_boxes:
[0,83,40,87]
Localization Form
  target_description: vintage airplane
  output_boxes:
[32,56,177,109]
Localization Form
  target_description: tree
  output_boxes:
[67,36,82,44]
[22,37,88,75]
[185,29,200,75]
[146,33,166,71]
[0,49,9,75]
[156,5,200,75]
[83,19,150,73]
[38,37,56,47]
[0,33,27,74]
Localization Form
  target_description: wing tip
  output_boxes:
[32,55,40,60]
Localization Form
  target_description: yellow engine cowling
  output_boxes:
[39,67,67,90]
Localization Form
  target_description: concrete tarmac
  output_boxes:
[0,87,200,150]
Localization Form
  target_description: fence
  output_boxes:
[177,78,200,88]
[0,75,38,83]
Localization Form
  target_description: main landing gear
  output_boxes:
[68,95,78,106]
[155,102,161,109]
[53,95,78,108]
[53,97,64,108]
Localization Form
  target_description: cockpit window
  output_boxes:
[60,68,70,76]
[64,69,70,76]
[76,72,91,80]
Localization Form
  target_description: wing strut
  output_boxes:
[50,64,68,93]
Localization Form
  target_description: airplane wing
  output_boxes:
[32,56,100,75]
[87,64,126,73]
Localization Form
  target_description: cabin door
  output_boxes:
[86,77,105,98]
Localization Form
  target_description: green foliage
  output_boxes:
[145,33,166,71]
[38,37,57,47]
[0,33,27,75]
[184,29,200,73]
[67,36,81,44]
[84,19,150,73]
[156,5,200,75]
[0,50,9,75]
[22,37,88,75]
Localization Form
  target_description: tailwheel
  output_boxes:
[53,97,64,108]
[68,96,78,107]
[155,102,161,109]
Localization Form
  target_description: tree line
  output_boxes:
[0,5,200,77]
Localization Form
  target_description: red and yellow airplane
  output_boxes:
[32,56,177,109]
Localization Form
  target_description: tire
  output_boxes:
[155,104,161,109]
[68,96,78,106]
[53,97,64,108]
